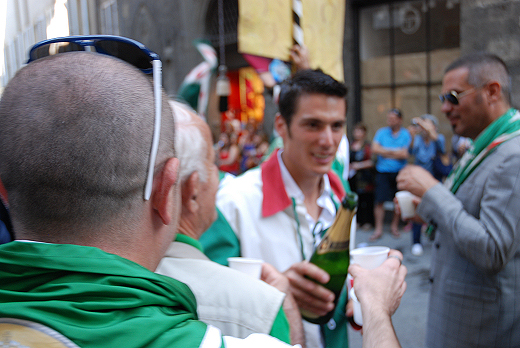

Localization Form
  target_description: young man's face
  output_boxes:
[276,93,346,181]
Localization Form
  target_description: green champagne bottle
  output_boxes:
[301,191,358,325]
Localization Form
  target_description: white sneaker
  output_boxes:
[411,243,423,256]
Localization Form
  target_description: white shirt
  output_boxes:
[278,150,338,254]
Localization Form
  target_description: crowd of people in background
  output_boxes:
[347,110,470,256]
[217,118,270,175]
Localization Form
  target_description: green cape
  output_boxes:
[0,241,213,348]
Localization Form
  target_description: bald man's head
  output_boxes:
[0,52,174,237]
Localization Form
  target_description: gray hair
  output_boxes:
[420,114,439,129]
[170,100,208,183]
[445,53,510,104]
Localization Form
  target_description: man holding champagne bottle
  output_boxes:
[208,69,351,348]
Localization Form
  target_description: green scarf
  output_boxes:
[0,241,214,348]
[445,108,520,193]
[428,108,520,238]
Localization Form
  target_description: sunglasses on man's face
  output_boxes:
[438,87,476,105]
[27,35,162,200]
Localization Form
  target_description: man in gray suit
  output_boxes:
[397,53,520,348]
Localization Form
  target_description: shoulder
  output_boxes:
[373,127,388,141]
[470,136,520,187]
[400,127,411,138]
[496,135,520,155]
[216,167,264,214]
[375,127,388,136]
[160,258,285,337]
[218,168,262,198]
[486,137,520,175]
[481,136,520,169]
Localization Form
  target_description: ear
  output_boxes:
[152,158,180,225]
[485,81,502,103]
[274,113,288,138]
[181,172,200,215]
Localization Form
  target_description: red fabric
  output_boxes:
[219,150,240,175]
[328,171,346,201]
[0,179,8,208]
[261,149,345,217]
[261,150,292,217]
[242,54,272,73]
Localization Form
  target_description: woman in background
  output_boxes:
[218,132,240,175]
[349,123,375,230]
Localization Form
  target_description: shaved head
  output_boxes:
[0,52,174,238]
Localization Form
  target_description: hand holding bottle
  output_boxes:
[300,192,358,324]
[284,261,335,318]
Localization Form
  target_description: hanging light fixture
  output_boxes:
[216,0,230,112]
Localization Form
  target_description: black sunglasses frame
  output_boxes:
[439,88,476,105]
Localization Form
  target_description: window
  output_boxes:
[100,0,119,35]
[358,0,460,137]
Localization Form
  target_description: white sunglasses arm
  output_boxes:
[144,59,162,200]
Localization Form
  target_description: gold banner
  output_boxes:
[238,0,345,81]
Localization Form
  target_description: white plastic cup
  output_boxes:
[395,191,416,219]
[350,246,390,269]
[227,257,264,279]
[350,288,363,326]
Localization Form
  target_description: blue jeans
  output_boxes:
[412,223,422,245]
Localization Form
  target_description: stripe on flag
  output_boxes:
[292,0,304,46]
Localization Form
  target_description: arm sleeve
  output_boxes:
[417,148,520,273]
[203,325,300,348]
[199,208,241,266]
[223,333,300,348]
[372,129,382,145]
[435,133,446,154]
[403,129,412,148]
[268,307,291,344]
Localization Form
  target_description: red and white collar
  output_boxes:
[260,149,345,217]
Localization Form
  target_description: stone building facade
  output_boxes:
[2,0,519,143]
[109,0,520,143]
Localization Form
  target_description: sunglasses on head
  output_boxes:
[438,87,476,105]
[27,35,162,201]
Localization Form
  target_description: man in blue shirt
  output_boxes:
[370,108,411,241]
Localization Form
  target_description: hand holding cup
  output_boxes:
[348,246,391,326]
[395,191,416,219]
[348,250,407,318]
